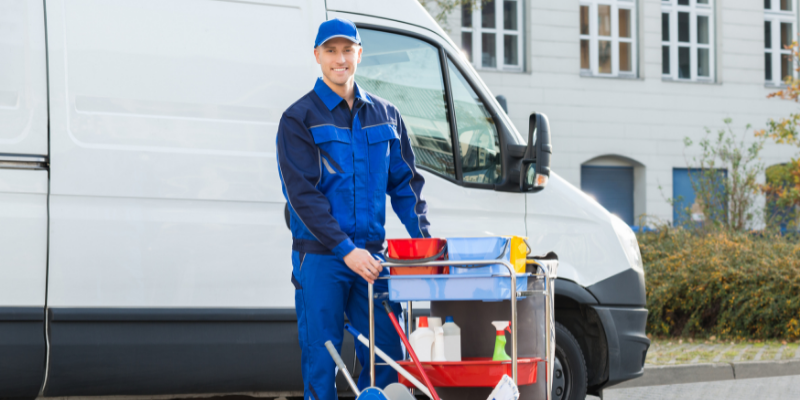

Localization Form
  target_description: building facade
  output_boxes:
[433,0,800,226]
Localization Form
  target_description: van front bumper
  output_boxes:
[590,305,650,388]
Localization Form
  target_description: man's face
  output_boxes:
[314,37,362,87]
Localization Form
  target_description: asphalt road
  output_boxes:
[589,375,800,400]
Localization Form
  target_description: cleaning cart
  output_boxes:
[364,237,558,400]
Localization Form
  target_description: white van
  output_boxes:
[0,0,649,399]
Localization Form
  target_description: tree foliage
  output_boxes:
[417,0,480,28]
[675,119,765,231]
[757,40,800,228]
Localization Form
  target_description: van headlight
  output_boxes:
[610,215,643,273]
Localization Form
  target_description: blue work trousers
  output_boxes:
[292,251,403,400]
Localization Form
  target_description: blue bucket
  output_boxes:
[446,237,511,276]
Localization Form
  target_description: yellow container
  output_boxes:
[508,236,530,273]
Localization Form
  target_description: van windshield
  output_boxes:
[356,29,456,179]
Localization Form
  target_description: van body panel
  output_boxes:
[47,196,291,308]
[385,170,526,239]
[0,0,48,156]
[526,172,633,287]
[0,169,48,306]
[44,0,325,308]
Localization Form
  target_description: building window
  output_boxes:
[765,0,796,85]
[661,0,714,82]
[579,0,637,77]
[461,0,523,71]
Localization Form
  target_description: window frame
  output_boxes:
[357,24,517,191]
[661,0,716,82]
[764,1,798,86]
[461,0,525,72]
[579,0,638,78]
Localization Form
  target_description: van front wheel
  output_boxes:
[552,322,587,400]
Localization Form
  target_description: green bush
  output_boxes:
[640,228,800,340]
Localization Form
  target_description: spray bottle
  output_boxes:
[491,321,512,361]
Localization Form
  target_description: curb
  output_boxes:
[609,359,800,389]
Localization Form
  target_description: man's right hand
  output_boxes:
[343,248,383,284]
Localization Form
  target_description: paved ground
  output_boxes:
[588,375,800,400]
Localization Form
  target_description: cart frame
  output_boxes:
[367,257,553,399]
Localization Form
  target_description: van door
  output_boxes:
[354,26,526,240]
[43,0,324,395]
[0,0,49,397]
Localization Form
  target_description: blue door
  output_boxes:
[581,166,634,225]
[672,168,727,226]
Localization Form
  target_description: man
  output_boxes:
[276,18,430,399]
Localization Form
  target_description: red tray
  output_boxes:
[386,238,447,275]
[396,357,540,387]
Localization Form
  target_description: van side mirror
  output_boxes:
[520,112,552,192]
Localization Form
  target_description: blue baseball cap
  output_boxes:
[314,18,361,48]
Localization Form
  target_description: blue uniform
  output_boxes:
[277,78,430,399]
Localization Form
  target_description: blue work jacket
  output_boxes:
[277,78,430,259]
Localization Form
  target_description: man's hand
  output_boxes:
[343,248,383,284]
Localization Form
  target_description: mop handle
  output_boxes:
[381,301,441,400]
[324,340,360,396]
[344,324,433,399]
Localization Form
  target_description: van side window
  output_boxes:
[447,58,502,185]
[356,29,456,179]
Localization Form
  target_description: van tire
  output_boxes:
[552,322,588,400]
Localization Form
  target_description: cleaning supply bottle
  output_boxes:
[433,327,446,361]
[428,317,442,332]
[491,321,511,361]
[442,316,461,361]
[409,316,434,362]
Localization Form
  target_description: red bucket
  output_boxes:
[397,357,540,387]
[386,238,447,275]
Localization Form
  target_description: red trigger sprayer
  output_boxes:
[491,321,512,361]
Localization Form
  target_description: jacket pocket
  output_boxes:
[310,125,353,174]
[366,124,398,174]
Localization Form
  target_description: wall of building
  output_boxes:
[439,0,799,225]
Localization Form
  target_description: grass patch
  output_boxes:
[782,343,799,359]
[646,338,799,365]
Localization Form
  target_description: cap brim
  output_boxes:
[317,34,360,47]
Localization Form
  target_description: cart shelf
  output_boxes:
[396,357,541,388]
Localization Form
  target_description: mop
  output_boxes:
[344,324,435,399]
[325,340,391,400]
